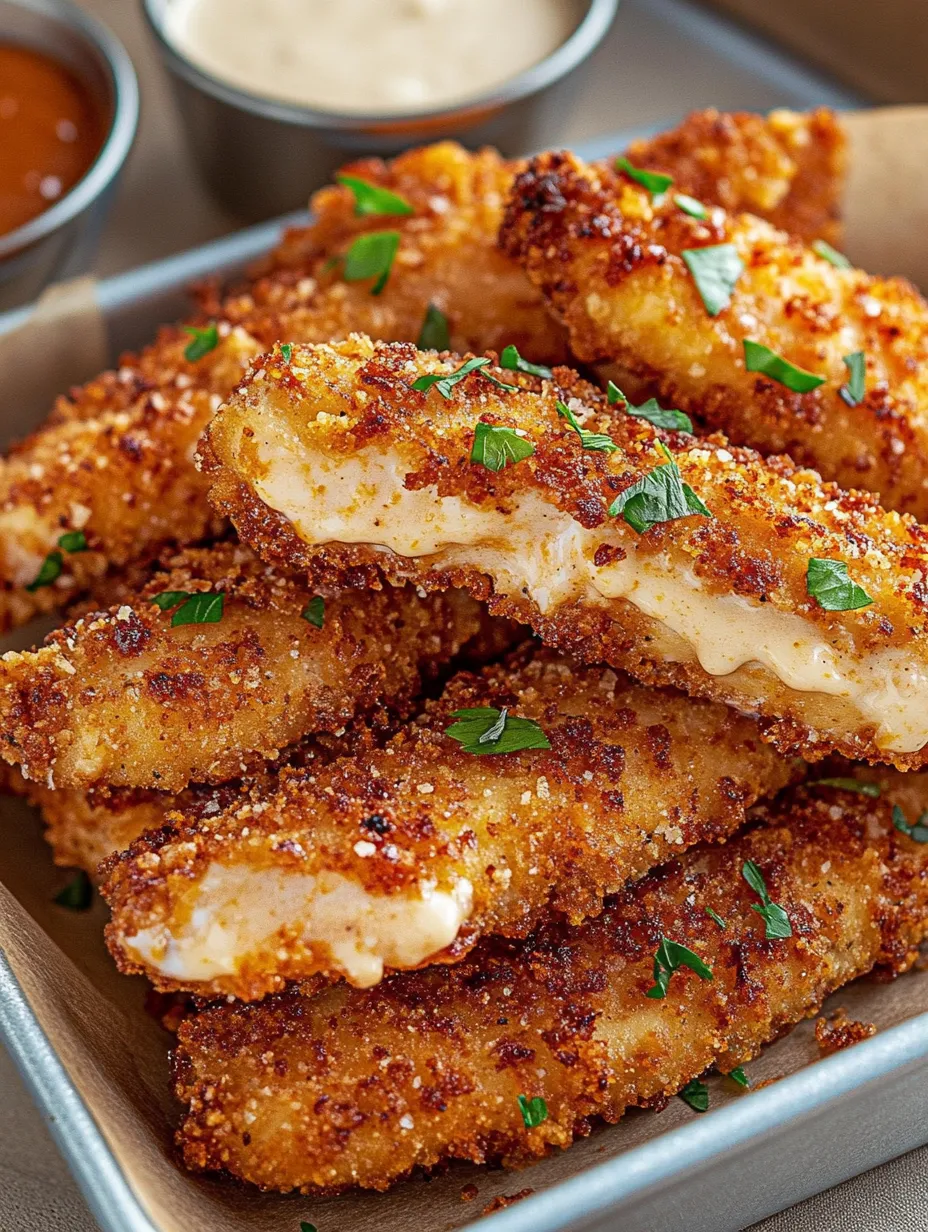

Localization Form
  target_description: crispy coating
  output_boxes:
[101,644,795,999]
[624,107,846,246]
[201,336,928,768]
[499,149,928,520]
[0,541,481,791]
[172,780,928,1193]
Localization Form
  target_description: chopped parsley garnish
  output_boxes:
[742,859,792,940]
[646,937,713,999]
[471,422,535,471]
[678,1079,709,1112]
[743,340,825,392]
[344,230,400,294]
[301,596,325,628]
[57,530,87,553]
[674,193,708,219]
[806,558,873,612]
[335,174,414,217]
[728,1067,749,1089]
[609,442,710,533]
[417,303,450,351]
[812,239,851,269]
[26,530,89,592]
[615,156,673,197]
[184,323,219,362]
[681,243,744,316]
[839,351,866,407]
[446,707,550,756]
[280,343,293,364]
[54,870,92,911]
[517,1094,549,1128]
[811,776,880,798]
[607,381,693,432]
[411,355,494,399]
[300,1223,318,1232]
[557,399,618,453]
[499,344,553,381]
[150,590,225,627]
[705,906,727,929]
[892,804,928,843]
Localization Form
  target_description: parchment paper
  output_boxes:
[1,106,928,1231]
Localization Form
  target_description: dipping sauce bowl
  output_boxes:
[0,0,138,311]
[142,0,619,222]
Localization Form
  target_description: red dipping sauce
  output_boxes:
[0,43,104,238]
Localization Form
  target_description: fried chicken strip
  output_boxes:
[624,106,846,246]
[201,336,928,768]
[499,149,928,520]
[0,541,481,792]
[101,643,793,999]
[172,779,928,1193]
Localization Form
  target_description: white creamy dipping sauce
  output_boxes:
[163,0,580,114]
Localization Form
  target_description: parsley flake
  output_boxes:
[301,596,325,628]
[517,1094,549,1128]
[812,239,851,269]
[742,860,792,940]
[26,550,62,592]
[678,1078,709,1112]
[344,230,400,294]
[674,193,708,219]
[811,777,880,798]
[806,558,873,612]
[609,442,710,533]
[411,355,491,399]
[300,1223,318,1232]
[417,303,450,351]
[892,804,928,843]
[681,243,744,315]
[557,399,618,453]
[743,340,825,392]
[646,936,713,999]
[471,422,535,471]
[184,323,219,362]
[499,344,553,381]
[607,381,693,432]
[58,530,87,553]
[280,343,293,364]
[727,1067,749,1089]
[840,351,866,407]
[54,870,92,911]
[335,174,414,217]
[151,590,225,627]
[615,156,672,197]
[446,707,550,756]
[705,906,727,929]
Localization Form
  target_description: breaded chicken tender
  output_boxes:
[0,541,481,791]
[201,336,928,768]
[172,780,928,1193]
[499,149,928,520]
[0,115,845,630]
[624,106,846,246]
[101,644,794,999]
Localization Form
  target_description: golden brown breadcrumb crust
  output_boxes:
[201,336,928,768]
[101,644,796,999]
[0,541,481,791]
[172,780,928,1193]
[625,106,846,245]
[499,148,928,520]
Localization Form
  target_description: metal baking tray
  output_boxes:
[0,7,907,1232]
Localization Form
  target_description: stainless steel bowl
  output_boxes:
[0,0,139,311]
[142,0,619,222]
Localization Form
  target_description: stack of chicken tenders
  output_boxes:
[4,107,928,1197]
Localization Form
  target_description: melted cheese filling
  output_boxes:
[249,438,928,754]
[125,866,473,988]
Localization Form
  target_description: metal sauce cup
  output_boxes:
[142,0,619,222]
[0,0,139,311]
